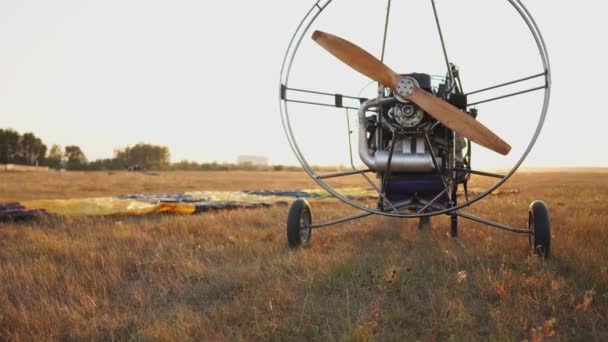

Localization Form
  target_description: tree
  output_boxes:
[36,143,47,166]
[114,143,170,170]
[0,129,48,165]
[0,129,21,164]
[0,129,7,164]
[20,132,47,165]
[47,144,64,169]
[64,145,87,170]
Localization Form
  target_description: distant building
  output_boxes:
[1,164,49,172]
[237,155,269,166]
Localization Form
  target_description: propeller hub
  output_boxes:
[394,76,419,102]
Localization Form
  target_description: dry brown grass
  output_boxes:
[1,170,607,340]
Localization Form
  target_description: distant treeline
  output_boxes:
[0,128,310,172]
[89,144,171,171]
[0,129,84,169]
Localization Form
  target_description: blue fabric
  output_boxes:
[385,175,449,204]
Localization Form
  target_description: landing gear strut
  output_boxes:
[419,216,431,230]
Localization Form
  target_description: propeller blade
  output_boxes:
[312,31,399,88]
[312,30,511,155]
[407,88,512,155]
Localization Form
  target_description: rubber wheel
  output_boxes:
[529,200,551,257]
[287,199,312,249]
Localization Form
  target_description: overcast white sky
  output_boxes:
[0,0,606,168]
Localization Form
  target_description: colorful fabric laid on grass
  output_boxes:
[21,198,195,216]
[0,203,47,222]
[19,188,377,217]
[11,187,519,218]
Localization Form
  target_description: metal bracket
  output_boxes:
[335,94,343,108]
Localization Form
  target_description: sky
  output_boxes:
[0,0,606,168]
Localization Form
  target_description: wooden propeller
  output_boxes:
[312,30,511,156]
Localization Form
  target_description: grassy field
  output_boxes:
[1,170,607,340]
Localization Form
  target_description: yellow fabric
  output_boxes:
[19,188,369,216]
[22,198,196,216]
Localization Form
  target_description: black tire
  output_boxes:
[287,199,312,249]
[529,200,551,257]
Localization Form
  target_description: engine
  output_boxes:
[359,73,456,174]
[388,103,425,128]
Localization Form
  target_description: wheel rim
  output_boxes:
[528,211,535,249]
[299,207,311,242]
[279,0,551,218]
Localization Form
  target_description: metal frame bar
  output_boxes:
[310,211,375,229]
[430,0,454,88]
[453,211,529,234]
[310,206,530,235]
[316,168,372,180]
[363,174,399,213]
[379,134,398,210]
[311,199,415,229]
[284,99,362,111]
[380,0,392,62]
[377,0,393,98]
[279,0,552,218]
[417,181,453,214]
[286,87,366,101]
[279,0,330,169]
[345,108,356,167]
[468,85,546,107]
[424,132,450,189]
[282,86,368,111]
[455,168,505,179]
[465,71,546,96]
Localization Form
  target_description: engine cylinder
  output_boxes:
[373,151,440,172]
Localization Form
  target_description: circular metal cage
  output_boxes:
[279,0,551,218]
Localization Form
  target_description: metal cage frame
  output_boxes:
[279,0,551,232]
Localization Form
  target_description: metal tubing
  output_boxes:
[345,108,356,168]
[285,99,361,111]
[311,211,375,229]
[312,199,416,229]
[357,99,440,172]
[365,172,400,214]
[286,87,366,101]
[280,1,329,169]
[424,132,449,189]
[316,168,372,180]
[379,135,398,209]
[417,182,452,214]
[468,85,546,106]
[358,98,396,170]
[380,0,392,62]
[416,198,445,212]
[465,71,546,96]
[344,106,399,214]
[430,0,454,88]
[454,211,529,234]
[456,168,505,179]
